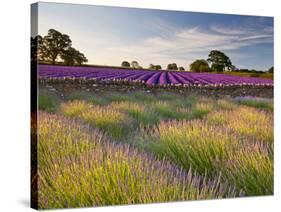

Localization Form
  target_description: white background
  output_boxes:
[0,0,280,211]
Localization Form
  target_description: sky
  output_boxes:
[35,2,274,70]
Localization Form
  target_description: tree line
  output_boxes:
[31,29,273,73]
[122,50,273,73]
[31,29,88,65]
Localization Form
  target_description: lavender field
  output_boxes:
[39,64,273,86]
[31,2,275,210]
[36,86,274,209]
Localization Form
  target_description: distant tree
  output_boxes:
[190,59,210,72]
[121,61,130,68]
[207,50,233,72]
[149,64,155,69]
[178,67,185,71]
[40,29,72,64]
[230,65,238,72]
[131,61,140,69]
[155,65,162,70]
[167,63,178,70]
[238,69,250,73]
[268,66,274,73]
[61,47,88,65]
[149,64,162,70]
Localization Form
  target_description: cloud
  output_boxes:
[238,34,272,41]
[83,20,273,69]
[210,25,246,35]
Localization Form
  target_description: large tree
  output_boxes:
[36,29,88,65]
[207,50,233,72]
[41,29,72,64]
[190,59,210,72]
[61,47,88,65]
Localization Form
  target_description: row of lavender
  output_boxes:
[38,64,273,86]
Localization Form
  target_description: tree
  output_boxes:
[268,66,274,73]
[74,50,88,65]
[167,63,178,70]
[178,67,185,71]
[31,35,43,63]
[37,29,88,65]
[149,64,162,70]
[207,50,233,72]
[131,61,140,69]
[121,61,130,68]
[230,65,238,72]
[155,65,162,70]
[190,59,210,72]
[41,29,72,64]
[61,47,88,65]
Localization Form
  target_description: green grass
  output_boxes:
[139,101,273,196]
[236,98,273,111]
[37,112,236,209]
[38,90,60,112]
[224,143,273,196]
[61,100,132,140]
[36,88,274,208]
[206,106,273,144]
[67,91,109,105]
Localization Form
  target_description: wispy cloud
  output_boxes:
[210,25,246,35]
[93,22,272,69]
[38,3,273,70]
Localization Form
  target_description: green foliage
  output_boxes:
[67,91,109,105]
[149,64,162,70]
[61,47,88,65]
[167,63,178,70]
[139,106,273,196]
[121,61,130,67]
[61,100,132,140]
[206,106,273,144]
[190,59,210,72]
[207,50,233,72]
[178,67,185,71]
[236,98,273,111]
[37,112,235,209]
[224,145,273,196]
[211,63,224,72]
[37,29,87,65]
[38,91,60,112]
[131,61,140,69]
[37,89,273,206]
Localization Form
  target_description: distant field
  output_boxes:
[35,87,273,209]
[216,71,273,79]
[38,64,273,86]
